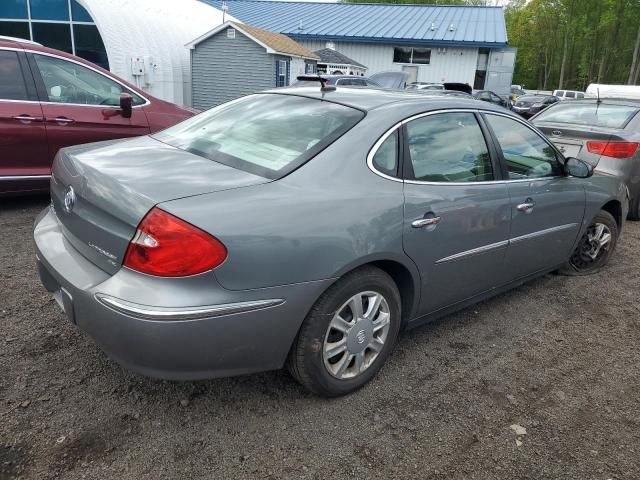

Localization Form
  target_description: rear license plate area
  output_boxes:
[554,142,581,158]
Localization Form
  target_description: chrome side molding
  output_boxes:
[95,294,285,321]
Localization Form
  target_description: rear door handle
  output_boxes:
[13,114,43,122]
[517,198,535,213]
[412,216,441,228]
[48,117,75,125]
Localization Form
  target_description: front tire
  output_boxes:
[559,210,618,276]
[287,266,401,397]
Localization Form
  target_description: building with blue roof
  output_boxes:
[201,0,515,94]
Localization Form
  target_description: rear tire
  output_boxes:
[287,266,401,397]
[559,210,618,276]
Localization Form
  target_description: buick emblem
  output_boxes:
[356,329,367,344]
[552,130,563,137]
[63,186,76,213]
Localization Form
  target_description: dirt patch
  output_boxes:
[1,195,639,479]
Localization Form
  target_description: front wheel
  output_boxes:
[287,266,401,397]
[559,210,618,276]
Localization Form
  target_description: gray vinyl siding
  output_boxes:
[191,27,280,110]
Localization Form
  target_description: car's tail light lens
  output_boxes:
[586,141,639,159]
[123,207,227,277]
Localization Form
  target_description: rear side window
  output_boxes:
[0,50,28,101]
[485,114,563,179]
[371,130,398,177]
[155,94,365,179]
[405,112,493,182]
[534,102,639,129]
[565,91,575,98]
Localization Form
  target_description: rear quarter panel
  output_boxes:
[158,110,414,291]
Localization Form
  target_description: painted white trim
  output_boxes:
[186,21,319,61]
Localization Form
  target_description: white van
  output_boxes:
[585,84,640,100]
[552,89,585,100]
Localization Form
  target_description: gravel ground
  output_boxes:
[1,195,639,480]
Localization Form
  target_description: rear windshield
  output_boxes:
[534,102,639,128]
[154,94,364,179]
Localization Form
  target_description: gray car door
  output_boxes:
[401,111,512,316]
[483,113,585,279]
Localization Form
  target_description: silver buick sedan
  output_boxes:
[34,87,628,396]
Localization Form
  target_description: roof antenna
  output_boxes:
[597,87,601,104]
[221,0,228,23]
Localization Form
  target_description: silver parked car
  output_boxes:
[35,88,628,396]
[532,98,640,219]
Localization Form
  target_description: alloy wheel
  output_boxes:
[322,291,391,380]
[570,222,612,271]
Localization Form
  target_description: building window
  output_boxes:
[393,47,431,65]
[305,63,315,74]
[30,0,69,21]
[276,59,289,87]
[0,0,109,70]
[0,0,28,19]
[0,21,30,39]
[32,22,72,53]
[227,28,235,39]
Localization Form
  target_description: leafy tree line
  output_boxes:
[342,0,640,90]
[506,0,640,90]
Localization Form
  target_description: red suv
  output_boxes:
[0,36,195,195]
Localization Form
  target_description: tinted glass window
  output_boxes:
[393,47,412,63]
[71,0,92,21]
[0,0,28,19]
[412,48,431,65]
[32,23,72,53]
[156,94,365,179]
[577,93,585,99]
[406,112,493,182]
[30,0,69,20]
[34,54,143,106]
[0,20,30,39]
[565,91,575,98]
[485,114,562,179]
[371,130,398,177]
[0,50,28,100]
[534,102,639,129]
[73,24,109,70]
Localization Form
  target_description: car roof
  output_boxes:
[265,86,501,114]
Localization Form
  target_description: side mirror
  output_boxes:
[119,93,133,119]
[565,157,594,178]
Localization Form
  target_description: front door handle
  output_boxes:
[517,198,535,214]
[48,117,75,125]
[13,114,43,122]
[412,216,441,228]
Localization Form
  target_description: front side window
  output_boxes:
[33,54,144,106]
[371,130,398,177]
[485,114,562,179]
[0,50,28,101]
[155,94,364,179]
[405,112,493,182]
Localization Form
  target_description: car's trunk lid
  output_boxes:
[533,121,624,166]
[50,136,269,275]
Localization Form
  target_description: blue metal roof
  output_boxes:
[200,1,508,47]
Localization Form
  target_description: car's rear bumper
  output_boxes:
[34,207,332,380]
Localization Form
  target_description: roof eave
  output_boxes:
[289,34,508,49]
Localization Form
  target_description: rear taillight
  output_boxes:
[123,207,227,277]
[586,141,639,159]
